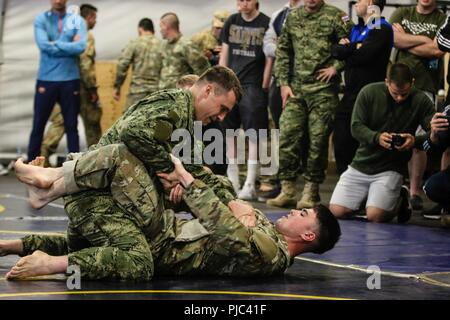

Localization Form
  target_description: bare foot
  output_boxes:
[14,158,62,188]
[6,250,68,279]
[27,184,52,209]
[0,239,23,257]
[30,156,46,167]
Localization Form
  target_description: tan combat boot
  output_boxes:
[266,180,297,208]
[296,182,320,209]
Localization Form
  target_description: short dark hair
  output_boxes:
[197,66,243,103]
[160,12,180,31]
[80,4,97,19]
[138,18,154,33]
[372,0,386,12]
[387,63,414,87]
[312,205,341,254]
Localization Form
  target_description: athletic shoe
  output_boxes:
[397,186,412,223]
[422,204,443,220]
[409,195,423,210]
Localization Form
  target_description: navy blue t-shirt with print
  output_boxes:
[221,12,270,86]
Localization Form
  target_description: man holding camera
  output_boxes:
[329,63,435,223]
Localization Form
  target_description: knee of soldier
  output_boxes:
[366,207,392,223]
[125,251,154,281]
[329,204,352,219]
[423,174,443,203]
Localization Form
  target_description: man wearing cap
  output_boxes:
[192,10,230,66]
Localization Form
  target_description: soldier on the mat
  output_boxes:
[1,145,341,280]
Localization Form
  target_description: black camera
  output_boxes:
[391,134,406,148]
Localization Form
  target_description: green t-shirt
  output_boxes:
[350,82,434,176]
[390,6,447,93]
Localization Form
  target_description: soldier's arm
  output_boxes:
[389,8,430,50]
[415,95,436,148]
[185,165,236,205]
[437,17,450,52]
[274,14,293,87]
[408,38,444,59]
[119,105,175,173]
[114,41,135,90]
[183,179,249,244]
[342,26,393,66]
[219,43,229,67]
[329,12,353,72]
[351,88,380,146]
[79,33,97,90]
[185,42,211,75]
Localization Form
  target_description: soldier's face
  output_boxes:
[355,0,369,18]
[237,0,258,15]
[51,0,67,12]
[86,13,97,30]
[195,84,236,125]
[275,209,319,243]
[386,80,413,104]
[418,0,436,9]
[304,0,323,11]
[159,21,169,39]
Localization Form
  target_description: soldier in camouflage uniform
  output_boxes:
[4,143,341,280]
[159,12,210,90]
[40,5,102,164]
[113,18,163,112]
[191,10,230,66]
[267,0,352,209]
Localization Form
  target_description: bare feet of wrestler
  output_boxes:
[0,239,24,257]
[14,157,66,209]
[14,158,63,188]
[6,250,68,280]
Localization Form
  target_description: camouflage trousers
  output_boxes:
[22,144,175,281]
[278,86,338,183]
[40,86,102,162]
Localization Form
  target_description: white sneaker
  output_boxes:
[238,183,257,201]
[0,164,8,176]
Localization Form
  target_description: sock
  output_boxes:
[227,160,240,189]
[244,160,259,187]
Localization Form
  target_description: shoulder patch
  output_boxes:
[168,110,181,123]
[341,14,350,23]
[251,229,278,263]
[154,120,174,142]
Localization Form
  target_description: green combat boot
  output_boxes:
[296,182,320,209]
[266,180,297,208]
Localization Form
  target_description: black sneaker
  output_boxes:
[397,186,412,223]
[257,185,281,202]
[409,195,423,210]
[422,204,443,220]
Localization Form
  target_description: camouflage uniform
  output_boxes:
[274,4,351,185]
[79,31,102,147]
[40,31,102,160]
[159,35,210,90]
[40,104,65,166]
[21,143,292,280]
[114,34,163,111]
